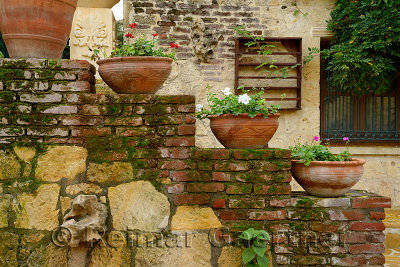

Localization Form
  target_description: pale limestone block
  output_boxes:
[13,146,36,163]
[14,184,60,230]
[60,196,73,215]
[135,233,212,267]
[88,242,131,267]
[218,246,244,267]
[66,183,103,195]
[87,162,133,183]
[35,146,88,182]
[0,195,11,228]
[171,206,222,231]
[108,181,170,232]
[0,151,21,180]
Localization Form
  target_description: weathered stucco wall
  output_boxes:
[124,0,400,207]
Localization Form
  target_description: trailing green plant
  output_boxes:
[239,228,270,267]
[91,22,178,60]
[196,85,284,120]
[234,25,301,79]
[290,136,352,166]
[307,0,400,94]
[0,51,4,59]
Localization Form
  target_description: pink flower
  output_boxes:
[129,23,137,29]
[343,137,350,141]
[313,136,320,142]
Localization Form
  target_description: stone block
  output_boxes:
[14,184,60,230]
[87,162,133,183]
[171,206,221,231]
[108,181,170,232]
[35,146,88,182]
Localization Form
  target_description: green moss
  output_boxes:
[0,69,27,80]
[1,58,32,69]
[0,91,14,103]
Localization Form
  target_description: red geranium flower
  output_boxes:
[129,23,137,29]
[152,33,158,37]
[125,33,134,38]
[170,43,179,48]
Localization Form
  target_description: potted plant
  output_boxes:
[95,23,178,94]
[196,86,282,149]
[0,0,78,58]
[290,137,366,197]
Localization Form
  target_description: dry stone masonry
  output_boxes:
[0,59,391,266]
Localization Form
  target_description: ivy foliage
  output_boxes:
[323,0,400,94]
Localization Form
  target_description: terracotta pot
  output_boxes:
[77,0,119,8]
[291,158,366,197]
[97,57,173,94]
[208,113,280,149]
[0,0,78,58]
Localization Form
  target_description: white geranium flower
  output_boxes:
[196,104,204,112]
[222,87,232,96]
[238,94,251,105]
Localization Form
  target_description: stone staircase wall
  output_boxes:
[0,59,391,266]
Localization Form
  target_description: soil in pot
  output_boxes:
[97,56,173,94]
[208,113,280,149]
[291,158,366,197]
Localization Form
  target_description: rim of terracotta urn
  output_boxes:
[97,56,174,65]
[77,0,119,8]
[292,158,366,167]
[208,113,281,119]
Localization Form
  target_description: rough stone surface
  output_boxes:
[14,184,60,230]
[35,146,88,182]
[22,244,68,267]
[218,246,244,267]
[108,181,170,231]
[13,146,36,163]
[0,151,21,180]
[60,196,73,215]
[87,162,133,183]
[89,243,131,267]
[65,183,102,195]
[0,195,11,228]
[135,233,212,267]
[0,232,19,267]
[171,206,222,231]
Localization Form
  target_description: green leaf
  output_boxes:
[257,255,270,267]
[242,248,256,265]
[252,245,267,257]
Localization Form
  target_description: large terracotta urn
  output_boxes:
[291,159,366,197]
[0,0,78,59]
[97,57,173,94]
[77,0,119,8]
[208,113,280,149]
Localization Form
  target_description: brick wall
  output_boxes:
[0,59,391,266]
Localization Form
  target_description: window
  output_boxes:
[320,45,400,142]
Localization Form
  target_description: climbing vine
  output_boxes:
[311,0,400,94]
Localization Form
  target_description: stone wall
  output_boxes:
[0,58,392,266]
[123,0,400,208]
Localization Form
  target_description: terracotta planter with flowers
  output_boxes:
[196,87,283,149]
[291,158,366,197]
[208,113,280,149]
[95,23,177,94]
[290,137,364,197]
[0,0,78,58]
